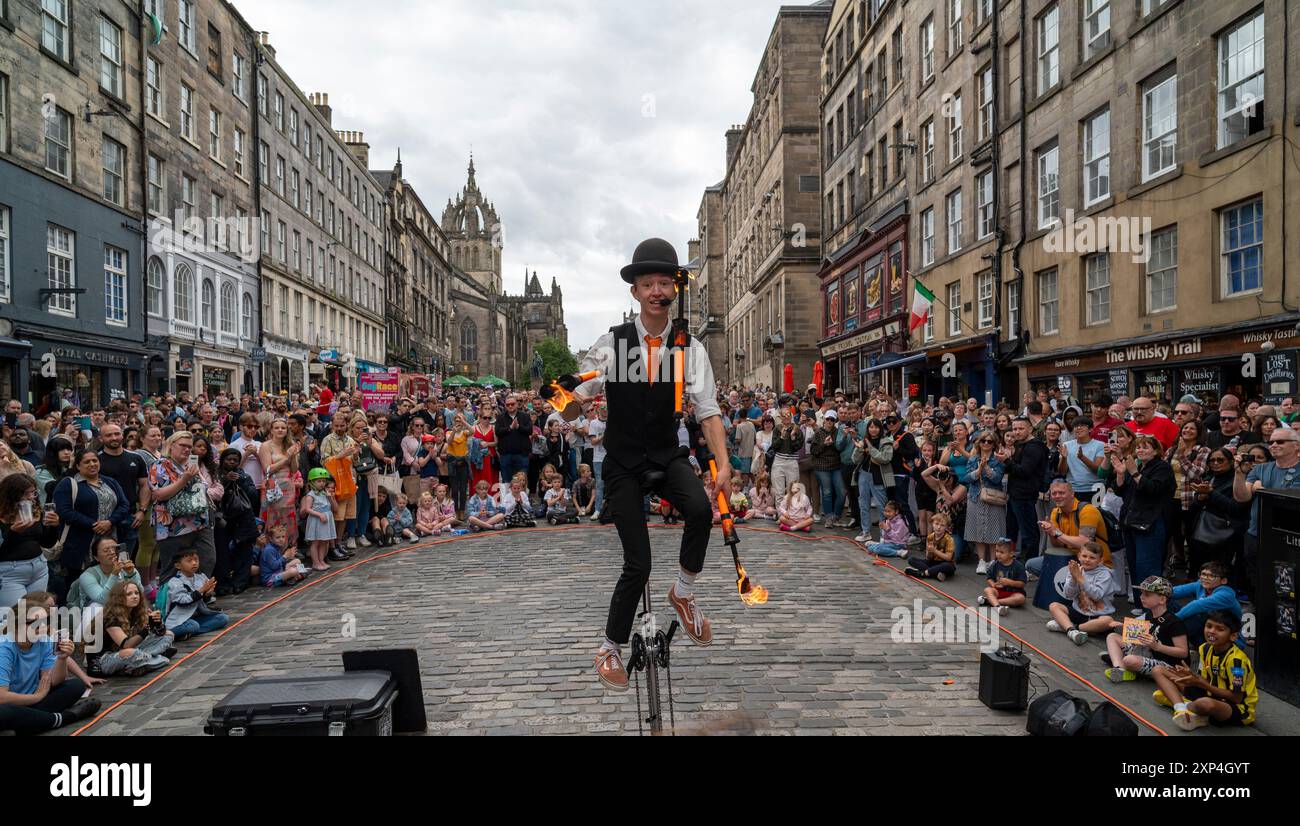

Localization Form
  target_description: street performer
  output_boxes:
[547,238,731,692]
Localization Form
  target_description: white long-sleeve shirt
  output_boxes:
[576,315,721,422]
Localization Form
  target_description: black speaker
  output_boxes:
[342,648,427,733]
[978,646,1030,711]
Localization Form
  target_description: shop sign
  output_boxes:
[1054,358,1081,369]
[202,368,229,387]
[1057,376,1073,396]
[1137,368,1172,401]
[250,347,267,364]
[1106,338,1202,365]
[1262,350,1297,406]
[823,327,885,358]
[1178,365,1221,402]
[176,358,194,376]
[109,388,126,401]
[41,345,132,368]
[1103,369,1128,399]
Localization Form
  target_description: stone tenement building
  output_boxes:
[141,0,261,397]
[440,158,567,384]
[0,0,152,408]
[373,153,453,377]
[816,0,1300,408]
[717,2,829,391]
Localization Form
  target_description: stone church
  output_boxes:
[441,158,569,385]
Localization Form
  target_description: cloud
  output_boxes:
[244,0,799,350]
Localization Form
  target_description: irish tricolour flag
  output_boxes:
[909,279,935,333]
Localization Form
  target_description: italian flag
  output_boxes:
[909,279,935,333]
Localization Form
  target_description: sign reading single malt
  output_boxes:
[1137,369,1171,401]
[1178,366,1222,402]
[1262,350,1298,406]
[1106,339,1202,365]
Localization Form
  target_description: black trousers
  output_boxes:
[842,465,861,525]
[0,676,86,734]
[603,452,711,645]
[891,474,919,535]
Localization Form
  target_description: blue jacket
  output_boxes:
[964,457,1006,491]
[1172,582,1241,622]
[52,475,130,574]
[468,437,486,470]
[839,420,866,466]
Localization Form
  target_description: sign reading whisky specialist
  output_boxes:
[1178,366,1222,402]
[1108,369,1130,399]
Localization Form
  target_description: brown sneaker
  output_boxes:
[594,648,629,692]
[667,586,713,646]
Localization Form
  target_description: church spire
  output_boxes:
[467,153,477,190]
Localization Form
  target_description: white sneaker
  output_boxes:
[996,605,1009,617]
[590,511,600,522]
[1046,620,1063,633]
[357,536,372,547]
[345,537,357,550]
[975,560,989,575]
[854,533,869,543]
[977,595,989,606]
[1067,628,1088,646]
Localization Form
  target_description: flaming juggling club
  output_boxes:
[540,370,601,421]
[708,458,769,606]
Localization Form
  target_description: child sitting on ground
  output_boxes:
[1151,610,1257,731]
[534,465,558,519]
[572,464,596,520]
[371,486,394,546]
[864,500,911,557]
[415,491,440,537]
[728,478,749,524]
[97,581,174,677]
[544,475,576,525]
[1046,542,1117,645]
[163,549,229,641]
[390,492,417,543]
[747,474,776,520]
[977,539,1027,615]
[430,484,459,534]
[778,482,814,532]
[1101,575,1188,684]
[905,512,956,581]
[466,480,506,531]
[500,478,536,528]
[1172,561,1242,650]
[259,525,309,587]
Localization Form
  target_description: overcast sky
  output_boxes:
[245,0,808,351]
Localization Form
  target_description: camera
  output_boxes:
[935,467,951,480]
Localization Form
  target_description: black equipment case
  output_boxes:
[205,671,397,736]
[978,646,1030,711]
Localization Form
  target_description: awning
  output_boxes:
[860,353,927,374]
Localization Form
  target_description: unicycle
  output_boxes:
[625,584,679,736]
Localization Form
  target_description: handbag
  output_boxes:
[1190,508,1235,546]
[41,477,76,561]
[979,486,1009,506]
[263,477,283,505]
[376,470,403,496]
[167,476,209,518]
[324,454,358,498]
[354,445,379,475]
[225,482,253,518]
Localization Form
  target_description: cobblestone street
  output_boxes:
[55,521,1299,737]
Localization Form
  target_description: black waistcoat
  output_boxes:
[601,322,687,468]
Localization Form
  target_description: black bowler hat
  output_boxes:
[620,238,681,284]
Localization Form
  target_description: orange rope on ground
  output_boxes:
[70,523,611,736]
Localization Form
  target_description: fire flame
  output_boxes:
[736,565,769,606]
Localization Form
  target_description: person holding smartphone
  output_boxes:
[148,431,214,581]
[72,536,143,611]
[0,475,63,607]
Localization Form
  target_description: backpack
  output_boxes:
[1086,701,1139,736]
[1056,500,1126,557]
[1026,689,1092,736]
